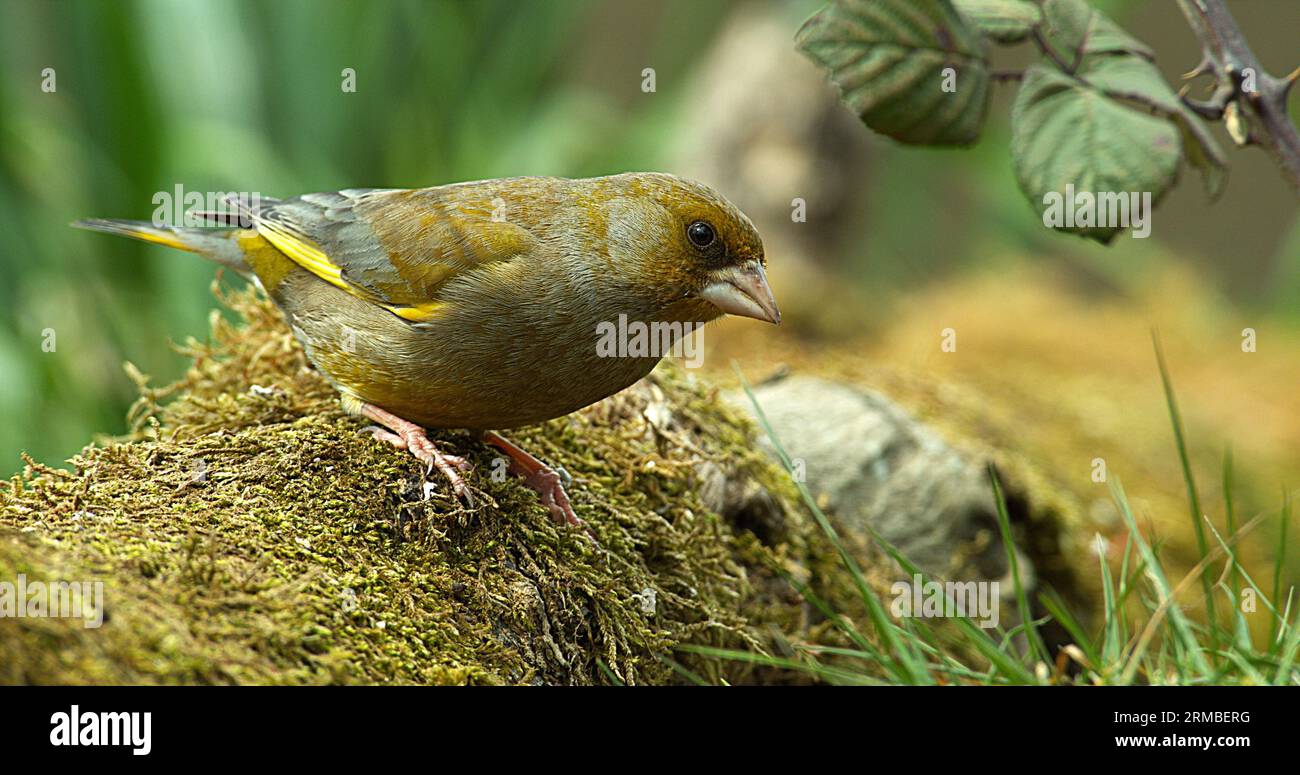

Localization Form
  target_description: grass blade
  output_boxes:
[1152,330,1218,654]
[989,464,1049,664]
[1112,477,1211,683]
[1272,489,1291,645]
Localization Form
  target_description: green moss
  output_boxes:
[1,282,881,685]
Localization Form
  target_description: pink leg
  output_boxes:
[480,430,587,532]
[360,403,474,506]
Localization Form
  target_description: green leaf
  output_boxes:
[1011,61,1181,243]
[952,0,1040,44]
[1078,54,1228,199]
[796,0,991,145]
[1073,50,1177,106]
[1171,106,1229,199]
[1040,0,1155,61]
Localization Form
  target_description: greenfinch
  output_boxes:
[74,173,780,529]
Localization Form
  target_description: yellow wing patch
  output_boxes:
[255,219,443,323]
[255,221,349,292]
[388,301,444,323]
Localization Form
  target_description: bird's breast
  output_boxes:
[282,260,687,430]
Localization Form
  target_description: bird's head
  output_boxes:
[596,173,780,326]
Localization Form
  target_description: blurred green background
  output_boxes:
[0,0,1297,470]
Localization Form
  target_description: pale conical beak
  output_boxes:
[697,261,781,324]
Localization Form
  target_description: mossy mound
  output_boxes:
[707,261,1298,642]
[1,282,879,685]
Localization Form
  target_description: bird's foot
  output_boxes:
[522,466,579,528]
[359,403,474,507]
[480,430,588,533]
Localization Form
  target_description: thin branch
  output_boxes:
[1181,81,1234,121]
[1177,0,1300,191]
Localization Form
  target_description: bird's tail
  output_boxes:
[71,218,251,274]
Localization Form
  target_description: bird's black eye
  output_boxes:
[687,220,716,249]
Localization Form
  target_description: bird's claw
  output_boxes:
[478,430,595,541]
[361,424,475,507]
[524,468,599,545]
[524,467,581,529]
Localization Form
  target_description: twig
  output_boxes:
[1177,0,1300,190]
